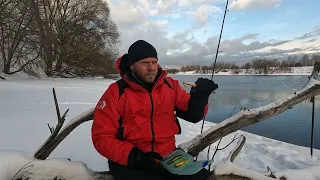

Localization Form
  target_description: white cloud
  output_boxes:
[108,1,146,28]
[229,0,281,11]
[151,20,169,27]
[156,0,177,14]
[106,0,318,66]
[193,5,221,25]
[178,0,225,7]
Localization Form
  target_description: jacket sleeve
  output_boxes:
[170,78,209,123]
[91,83,134,166]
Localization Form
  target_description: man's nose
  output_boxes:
[147,63,156,70]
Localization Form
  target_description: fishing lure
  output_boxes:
[174,160,189,167]
[168,155,182,165]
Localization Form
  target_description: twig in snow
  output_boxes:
[226,135,246,162]
[207,107,237,160]
[12,158,36,180]
[208,133,240,170]
[207,107,237,170]
[263,166,277,178]
[216,134,240,151]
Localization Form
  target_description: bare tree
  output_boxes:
[0,0,12,24]
[243,62,251,70]
[0,0,40,75]
[29,0,119,77]
[311,55,320,64]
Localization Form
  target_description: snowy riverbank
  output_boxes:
[0,77,320,179]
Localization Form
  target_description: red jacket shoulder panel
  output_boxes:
[91,82,134,166]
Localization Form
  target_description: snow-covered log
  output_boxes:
[178,62,320,156]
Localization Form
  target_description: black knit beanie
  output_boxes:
[128,40,158,66]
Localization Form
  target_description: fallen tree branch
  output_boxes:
[34,88,69,159]
[33,108,93,160]
[0,75,5,80]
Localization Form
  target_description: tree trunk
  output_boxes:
[29,0,54,77]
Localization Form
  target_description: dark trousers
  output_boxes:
[108,160,213,180]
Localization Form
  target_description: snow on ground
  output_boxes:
[177,121,320,179]
[1,77,320,179]
[174,66,314,76]
[0,150,93,180]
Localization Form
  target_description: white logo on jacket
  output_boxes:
[96,100,106,109]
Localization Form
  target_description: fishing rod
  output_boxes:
[310,96,315,157]
[183,0,230,161]
[210,0,229,81]
[183,0,229,88]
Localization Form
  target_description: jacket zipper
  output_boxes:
[148,92,155,151]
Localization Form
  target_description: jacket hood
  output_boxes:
[115,54,128,75]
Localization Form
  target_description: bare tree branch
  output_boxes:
[34,88,69,160]
[33,107,93,160]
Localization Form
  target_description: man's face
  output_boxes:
[130,57,158,83]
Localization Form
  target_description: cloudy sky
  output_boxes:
[107,0,320,67]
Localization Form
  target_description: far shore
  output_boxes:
[168,66,314,76]
[170,72,311,76]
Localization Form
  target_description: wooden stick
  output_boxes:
[183,81,197,87]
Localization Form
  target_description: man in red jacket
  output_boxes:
[91,40,218,180]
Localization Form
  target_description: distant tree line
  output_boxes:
[166,54,320,74]
[0,0,119,78]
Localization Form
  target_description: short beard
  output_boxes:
[131,69,156,84]
[131,70,144,84]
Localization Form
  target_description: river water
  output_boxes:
[169,74,320,150]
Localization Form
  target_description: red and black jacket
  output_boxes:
[91,55,209,166]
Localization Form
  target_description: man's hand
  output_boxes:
[193,78,218,95]
[128,147,174,178]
